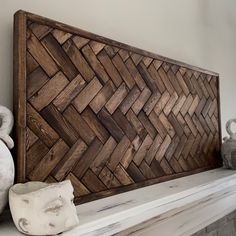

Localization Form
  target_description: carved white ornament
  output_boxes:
[0,105,14,215]
[9,180,79,235]
[222,119,236,169]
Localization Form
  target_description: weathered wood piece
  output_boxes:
[14,10,222,205]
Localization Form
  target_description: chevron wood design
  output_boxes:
[14,11,222,204]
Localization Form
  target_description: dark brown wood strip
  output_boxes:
[133,135,153,166]
[53,74,86,112]
[82,44,110,84]
[73,77,102,113]
[126,110,148,141]
[97,108,124,142]
[27,67,49,99]
[82,108,110,143]
[125,58,146,90]
[73,138,103,178]
[105,83,129,114]
[138,111,157,140]
[132,87,151,115]
[81,169,107,192]
[27,29,58,76]
[27,103,59,147]
[42,34,78,80]
[63,105,95,145]
[90,80,116,114]
[113,109,137,141]
[112,54,135,89]
[90,137,117,174]
[29,71,69,111]
[63,39,94,82]
[41,104,79,147]
[98,49,122,87]
[127,162,146,182]
[53,139,87,181]
[99,167,121,188]
[119,85,141,114]
[107,136,131,171]
[145,135,163,165]
[28,139,69,181]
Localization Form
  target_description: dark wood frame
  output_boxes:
[14,10,222,204]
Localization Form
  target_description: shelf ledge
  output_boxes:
[1,168,236,236]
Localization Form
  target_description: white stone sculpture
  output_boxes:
[9,180,79,235]
[0,105,14,215]
[222,119,236,169]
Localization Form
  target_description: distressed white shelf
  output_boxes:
[1,168,236,236]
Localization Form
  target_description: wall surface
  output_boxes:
[0,0,236,137]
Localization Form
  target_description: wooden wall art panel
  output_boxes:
[14,10,222,204]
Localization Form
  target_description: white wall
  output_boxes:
[0,0,235,137]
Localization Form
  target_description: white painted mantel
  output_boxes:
[1,168,236,236]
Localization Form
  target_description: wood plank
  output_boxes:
[81,169,107,192]
[73,138,103,178]
[133,135,153,166]
[63,105,95,145]
[137,62,158,92]
[114,164,134,185]
[99,167,121,188]
[27,67,49,99]
[138,111,157,139]
[82,44,110,83]
[53,139,87,181]
[27,29,58,76]
[155,135,172,162]
[66,173,90,197]
[126,110,148,141]
[90,137,117,174]
[29,71,69,111]
[125,58,146,90]
[112,54,135,89]
[42,33,78,80]
[82,108,110,143]
[98,108,124,142]
[52,29,72,44]
[73,77,102,113]
[132,87,151,115]
[113,109,137,140]
[145,135,163,165]
[127,162,146,182]
[26,140,49,173]
[53,74,86,112]
[90,80,116,114]
[107,136,131,171]
[63,39,94,82]
[27,103,59,147]
[119,85,141,114]
[98,49,122,87]
[41,104,79,147]
[105,83,129,114]
[120,136,142,168]
[28,139,69,181]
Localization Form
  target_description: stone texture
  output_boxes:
[192,210,236,236]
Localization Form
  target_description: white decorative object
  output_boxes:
[222,119,236,169]
[9,180,79,235]
[0,105,14,215]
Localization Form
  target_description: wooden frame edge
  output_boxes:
[13,10,27,182]
[20,10,219,77]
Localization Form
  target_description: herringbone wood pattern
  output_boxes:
[24,21,221,204]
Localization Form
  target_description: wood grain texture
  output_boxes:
[14,10,222,205]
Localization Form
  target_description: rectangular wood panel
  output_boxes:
[14,10,222,205]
